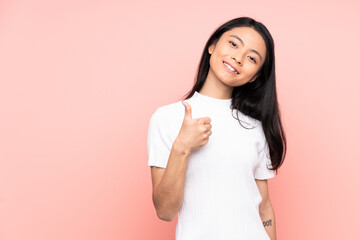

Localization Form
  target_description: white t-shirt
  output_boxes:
[147,90,275,240]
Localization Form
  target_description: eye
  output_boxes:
[229,40,257,63]
[228,40,236,47]
[249,56,257,63]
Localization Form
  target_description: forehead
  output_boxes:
[222,27,266,54]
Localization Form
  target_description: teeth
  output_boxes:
[224,62,238,74]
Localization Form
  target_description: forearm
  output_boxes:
[259,204,277,240]
[154,139,190,221]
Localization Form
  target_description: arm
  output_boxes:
[152,138,191,221]
[256,179,277,240]
[150,101,211,222]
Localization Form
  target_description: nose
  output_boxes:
[232,56,242,65]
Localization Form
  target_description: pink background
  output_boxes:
[0,0,359,239]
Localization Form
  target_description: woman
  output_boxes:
[147,16,286,240]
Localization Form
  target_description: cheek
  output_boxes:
[244,64,259,74]
[209,53,221,69]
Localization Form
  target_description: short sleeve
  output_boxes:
[147,108,172,168]
[254,138,275,180]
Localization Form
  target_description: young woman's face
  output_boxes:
[208,27,267,87]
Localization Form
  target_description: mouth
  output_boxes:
[223,61,239,74]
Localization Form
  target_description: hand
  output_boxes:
[175,100,212,153]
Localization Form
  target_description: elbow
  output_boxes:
[155,202,177,222]
[259,200,272,215]
[157,210,175,222]
[153,190,179,222]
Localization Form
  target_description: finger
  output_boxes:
[200,117,211,124]
[203,123,212,132]
[182,101,192,120]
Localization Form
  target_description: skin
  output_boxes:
[151,26,277,239]
[200,27,277,239]
[200,26,267,99]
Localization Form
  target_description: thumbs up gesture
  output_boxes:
[175,101,212,154]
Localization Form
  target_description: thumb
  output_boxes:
[182,101,192,120]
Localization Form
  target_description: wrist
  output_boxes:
[173,138,191,156]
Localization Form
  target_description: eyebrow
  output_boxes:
[229,34,263,61]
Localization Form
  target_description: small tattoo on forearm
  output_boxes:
[263,219,272,227]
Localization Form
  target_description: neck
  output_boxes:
[199,68,234,100]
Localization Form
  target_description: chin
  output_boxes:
[218,78,237,87]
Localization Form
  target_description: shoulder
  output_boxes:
[151,101,183,120]
[236,111,264,136]
[238,112,266,146]
[253,119,268,150]
[157,100,183,114]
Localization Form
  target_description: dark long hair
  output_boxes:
[180,16,286,173]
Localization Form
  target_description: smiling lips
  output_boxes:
[223,61,239,74]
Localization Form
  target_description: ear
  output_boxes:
[208,43,215,55]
